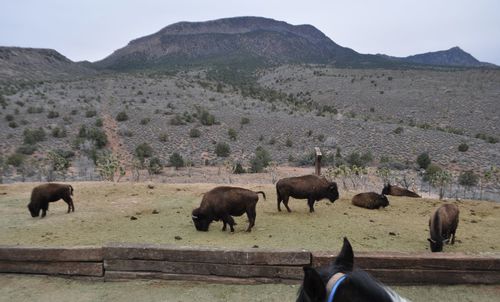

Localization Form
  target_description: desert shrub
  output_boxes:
[7,153,25,167]
[8,121,18,128]
[51,127,67,138]
[170,114,185,125]
[16,144,37,155]
[135,143,153,160]
[233,162,245,174]
[250,146,272,173]
[475,133,498,144]
[416,152,431,169]
[47,111,59,119]
[140,117,151,125]
[5,114,14,122]
[27,106,43,114]
[159,132,168,142]
[95,118,103,127]
[240,117,250,125]
[148,157,163,174]
[189,128,201,138]
[423,164,441,182]
[458,142,469,152]
[393,127,403,134]
[228,128,237,141]
[85,110,97,118]
[458,170,479,189]
[215,142,230,157]
[23,128,46,145]
[346,151,372,168]
[169,152,184,170]
[116,111,128,121]
[198,108,216,126]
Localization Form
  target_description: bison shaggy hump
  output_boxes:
[27,183,74,218]
[351,192,389,209]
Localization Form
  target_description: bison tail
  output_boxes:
[69,185,74,196]
[256,191,266,200]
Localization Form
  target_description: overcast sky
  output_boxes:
[1,0,499,64]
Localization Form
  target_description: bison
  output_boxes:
[428,203,460,252]
[382,183,421,198]
[351,192,389,209]
[27,183,75,218]
[191,186,266,232]
[276,174,339,213]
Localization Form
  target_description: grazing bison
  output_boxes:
[351,192,389,209]
[382,183,421,198]
[276,175,339,213]
[428,203,460,252]
[191,186,266,232]
[27,183,74,218]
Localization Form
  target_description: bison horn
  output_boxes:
[427,238,436,243]
[192,215,198,219]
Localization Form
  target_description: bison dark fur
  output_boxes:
[191,186,266,232]
[27,183,75,218]
[276,175,339,213]
[382,183,421,198]
[352,192,389,209]
[428,203,460,252]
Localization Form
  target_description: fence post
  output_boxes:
[315,147,322,176]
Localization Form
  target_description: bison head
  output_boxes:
[427,237,444,252]
[381,183,391,195]
[191,208,211,231]
[327,182,339,203]
[380,195,390,208]
[27,202,40,217]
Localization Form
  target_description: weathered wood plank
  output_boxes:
[367,269,500,285]
[104,243,310,265]
[0,246,103,262]
[0,261,103,276]
[104,271,300,285]
[312,251,500,271]
[104,259,304,279]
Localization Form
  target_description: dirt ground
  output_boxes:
[1,181,499,253]
[1,275,499,302]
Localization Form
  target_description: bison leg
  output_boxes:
[41,202,49,218]
[246,208,256,232]
[222,215,236,232]
[307,198,315,213]
[63,196,75,213]
[282,196,292,212]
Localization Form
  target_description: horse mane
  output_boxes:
[346,270,408,302]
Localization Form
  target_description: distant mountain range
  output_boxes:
[0,17,496,81]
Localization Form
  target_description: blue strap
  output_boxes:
[327,274,347,302]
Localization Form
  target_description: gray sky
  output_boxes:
[1,0,499,64]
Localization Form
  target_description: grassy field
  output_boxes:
[0,181,499,253]
[1,275,499,302]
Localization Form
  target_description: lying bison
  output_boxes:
[191,186,266,232]
[27,183,75,218]
[428,203,459,252]
[382,183,421,198]
[276,175,339,213]
[352,192,389,209]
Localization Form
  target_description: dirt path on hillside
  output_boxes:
[100,79,134,172]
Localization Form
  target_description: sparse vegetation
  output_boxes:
[116,111,129,122]
[215,142,231,157]
[169,152,184,170]
[189,128,201,138]
[417,152,431,170]
[250,146,271,173]
[458,142,469,152]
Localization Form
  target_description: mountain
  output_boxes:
[0,47,96,82]
[94,16,388,70]
[402,47,493,67]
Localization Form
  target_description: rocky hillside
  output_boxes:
[0,47,96,82]
[402,47,493,67]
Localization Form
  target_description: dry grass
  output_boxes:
[1,182,499,253]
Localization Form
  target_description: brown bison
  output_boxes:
[351,192,389,209]
[428,203,459,252]
[382,183,421,198]
[27,183,74,218]
[276,175,339,213]
[191,186,266,232]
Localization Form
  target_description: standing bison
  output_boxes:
[382,183,421,198]
[276,175,339,213]
[428,203,460,252]
[352,192,389,209]
[191,186,266,232]
[27,183,75,218]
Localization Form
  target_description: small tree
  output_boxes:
[169,152,184,170]
[147,157,163,175]
[417,152,431,169]
[215,142,230,157]
[250,146,271,173]
[135,143,153,161]
[429,170,452,200]
[458,170,479,198]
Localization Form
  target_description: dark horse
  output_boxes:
[297,238,409,302]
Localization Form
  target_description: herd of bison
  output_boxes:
[27,174,459,253]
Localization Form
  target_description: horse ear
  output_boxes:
[334,237,354,272]
[302,266,326,301]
